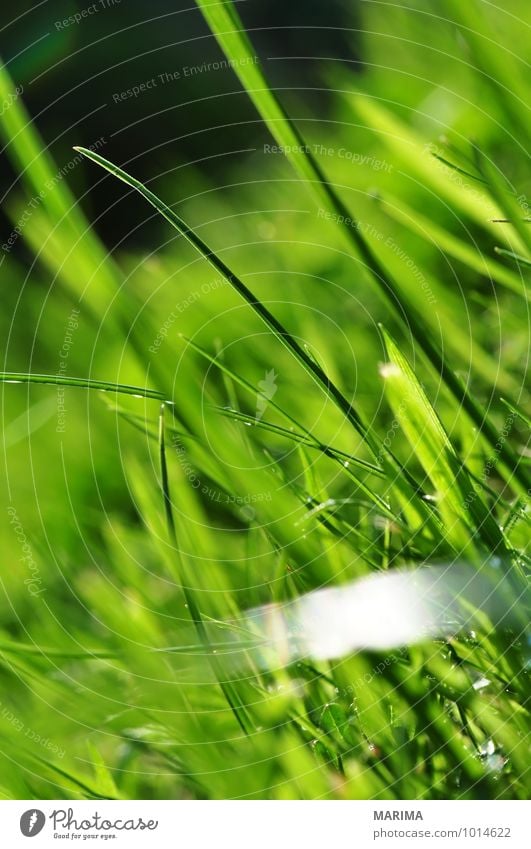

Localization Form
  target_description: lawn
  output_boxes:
[0,0,529,800]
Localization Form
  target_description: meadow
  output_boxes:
[0,0,529,800]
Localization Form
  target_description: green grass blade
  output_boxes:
[158,405,177,543]
[0,371,167,401]
[380,326,507,555]
[431,153,487,185]
[348,93,504,234]
[158,405,252,734]
[500,398,531,430]
[73,145,378,455]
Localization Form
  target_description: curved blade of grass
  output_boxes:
[0,371,167,402]
[193,0,529,493]
[26,751,117,800]
[346,92,503,235]
[0,63,174,413]
[70,152,516,534]
[184,335,376,464]
[74,146,379,458]
[72,147,440,536]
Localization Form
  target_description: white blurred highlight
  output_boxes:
[240,563,523,665]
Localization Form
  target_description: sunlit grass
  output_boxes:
[0,0,528,801]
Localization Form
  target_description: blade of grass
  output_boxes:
[0,62,173,408]
[185,336,381,469]
[215,405,383,476]
[431,153,487,185]
[347,92,504,236]
[0,371,167,402]
[158,405,252,734]
[74,146,380,457]
[379,326,507,556]
[500,398,531,430]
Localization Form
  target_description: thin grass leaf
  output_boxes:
[0,371,167,402]
[70,147,446,538]
[0,640,115,659]
[158,405,252,734]
[348,92,502,233]
[73,147,441,539]
[74,145,379,456]
[158,405,177,543]
[431,152,487,185]
[26,751,117,801]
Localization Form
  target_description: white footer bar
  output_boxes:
[3,799,528,848]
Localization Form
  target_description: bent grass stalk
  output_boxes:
[72,147,446,538]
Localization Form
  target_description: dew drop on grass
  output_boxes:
[472,677,491,691]
[479,739,496,757]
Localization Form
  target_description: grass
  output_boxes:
[0,0,529,800]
